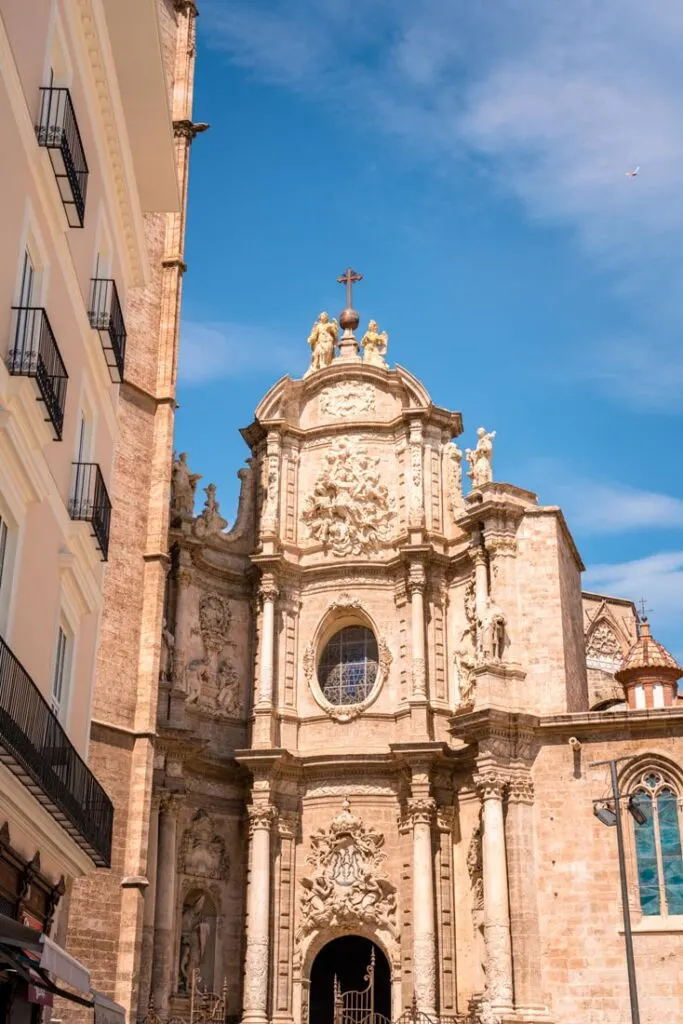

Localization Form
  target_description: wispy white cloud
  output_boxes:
[524,459,683,535]
[203,0,683,410]
[178,321,299,384]
[584,552,683,641]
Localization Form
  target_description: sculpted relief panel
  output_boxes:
[297,800,397,943]
[319,382,376,418]
[301,439,395,557]
[185,593,245,719]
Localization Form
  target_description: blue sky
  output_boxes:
[175,0,683,657]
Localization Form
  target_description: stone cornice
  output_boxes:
[73,0,148,285]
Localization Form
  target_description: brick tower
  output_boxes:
[63,1,201,1018]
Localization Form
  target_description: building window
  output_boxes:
[51,624,72,723]
[318,626,379,706]
[631,770,683,917]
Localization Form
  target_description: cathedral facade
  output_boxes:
[146,308,683,1024]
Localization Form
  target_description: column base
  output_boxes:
[252,705,276,747]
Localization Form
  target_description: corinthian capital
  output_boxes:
[258,574,279,604]
[407,564,426,595]
[507,774,534,804]
[247,803,277,833]
[405,797,436,826]
[473,770,507,802]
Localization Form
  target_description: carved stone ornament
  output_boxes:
[247,804,277,834]
[454,629,476,708]
[473,770,507,802]
[477,597,506,663]
[171,451,201,517]
[180,810,229,880]
[198,593,232,653]
[465,427,496,489]
[319,382,376,417]
[405,797,436,826]
[301,438,395,556]
[193,483,228,538]
[507,775,534,804]
[297,799,397,942]
[467,823,484,914]
[586,621,623,665]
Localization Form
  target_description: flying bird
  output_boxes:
[626,166,640,177]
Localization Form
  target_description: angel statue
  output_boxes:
[304,312,339,376]
[360,320,388,368]
[465,427,496,489]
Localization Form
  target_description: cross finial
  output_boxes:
[337,267,363,309]
[637,597,652,621]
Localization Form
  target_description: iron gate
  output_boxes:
[332,950,439,1024]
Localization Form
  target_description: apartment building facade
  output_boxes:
[0,0,183,1019]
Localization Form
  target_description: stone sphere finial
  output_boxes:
[339,307,360,332]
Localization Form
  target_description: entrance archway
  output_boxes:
[309,936,391,1024]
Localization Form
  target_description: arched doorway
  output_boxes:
[309,936,391,1024]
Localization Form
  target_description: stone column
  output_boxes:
[138,796,160,1017]
[151,795,181,1011]
[408,419,425,530]
[506,774,546,1015]
[173,550,194,691]
[408,564,427,698]
[257,576,279,706]
[243,804,277,1024]
[470,540,489,624]
[407,797,437,1015]
[474,770,513,1013]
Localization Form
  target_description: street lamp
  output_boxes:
[591,756,641,1024]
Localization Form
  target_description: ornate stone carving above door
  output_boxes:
[319,381,376,417]
[297,799,397,942]
[180,809,229,880]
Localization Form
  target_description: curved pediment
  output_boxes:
[249,363,461,439]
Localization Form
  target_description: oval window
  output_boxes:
[318,626,379,706]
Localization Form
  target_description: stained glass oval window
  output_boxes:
[318,626,379,706]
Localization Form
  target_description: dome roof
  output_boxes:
[615,619,682,681]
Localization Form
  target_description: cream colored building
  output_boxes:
[0,0,183,1019]
[125,304,680,1024]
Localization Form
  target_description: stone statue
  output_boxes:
[193,483,228,538]
[183,810,228,879]
[215,659,243,716]
[172,452,201,516]
[160,620,175,682]
[178,894,210,992]
[478,597,506,661]
[304,312,339,376]
[446,441,464,514]
[454,628,476,706]
[360,320,388,368]
[465,428,496,489]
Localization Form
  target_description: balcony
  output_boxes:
[0,634,113,867]
[35,86,89,227]
[69,463,112,561]
[88,278,127,382]
[7,307,68,440]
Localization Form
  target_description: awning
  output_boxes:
[39,933,91,993]
[0,914,94,1008]
[93,989,126,1024]
[0,913,42,953]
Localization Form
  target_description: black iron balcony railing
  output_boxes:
[88,278,127,382]
[35,86,89,227]
[69,463,112,561]
[7,307,68,440]
[0,634,113,867]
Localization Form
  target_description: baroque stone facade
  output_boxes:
[138,318,683,1024]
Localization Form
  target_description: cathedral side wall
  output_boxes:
[532,734,683,1024]
[516,512,587,715]
[556,518,589,712]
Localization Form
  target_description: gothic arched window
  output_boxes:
[318,626,379,706]
[631,770,683,917]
